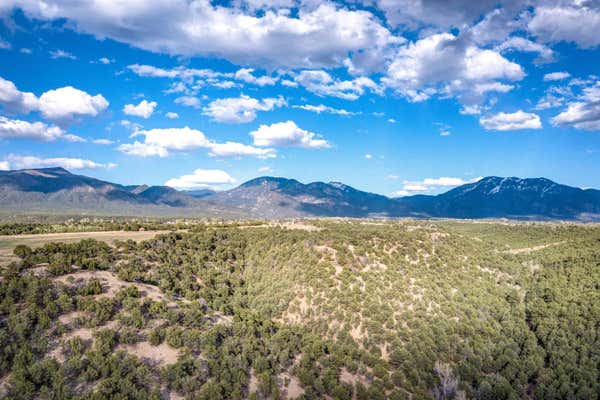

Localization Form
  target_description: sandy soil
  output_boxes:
[119,341,180,367]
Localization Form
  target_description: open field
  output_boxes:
[0,230,172,267]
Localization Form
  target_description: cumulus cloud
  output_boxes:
[295,70,379,100]
[2,155,115,170]
[392,176,483,196]
[175,96,201,109]
[552,101,600,131]
[383,33,524,105]
[0,77,109,125]
[544,72,571,81]
[203,95,286,123]
[123,99,157,118]
[375,0,523,30]
[529,5,600,48]
[118,126,275,159]
[0,76,39,114]
[250,121,330,148]
[495,36,555,64]
[5,2,398,70]
[235,68,278,86]
[293,104,358,115]
[165,169,236,189]
[38,87,108,124]
[208,142,276,159]
[0,116,83,142]
[165,112,179,119]
[551,81,600,131]
[479,110,542,130]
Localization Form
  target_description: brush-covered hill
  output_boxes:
[0,220,598,399]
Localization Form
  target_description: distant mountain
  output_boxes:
[0,168,598,220]
[204,176,405,218]
[397,176,600,220]
[0,168,236,217]
[184,189,217,199]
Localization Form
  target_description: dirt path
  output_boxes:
[504,241,565,255]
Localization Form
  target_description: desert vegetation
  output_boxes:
[0,219,597,399]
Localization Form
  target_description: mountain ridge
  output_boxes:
[0,168,598,220]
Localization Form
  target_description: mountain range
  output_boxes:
[1,167,599,221]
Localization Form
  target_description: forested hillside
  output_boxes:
[0,220,598,399]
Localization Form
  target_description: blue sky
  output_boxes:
[0,0,599,196]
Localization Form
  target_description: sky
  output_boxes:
[0,0,599,197]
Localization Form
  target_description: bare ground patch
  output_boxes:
[119,341,180,367]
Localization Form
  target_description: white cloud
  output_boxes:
[250,120,330,148]
[6,2,398,70]
[0,116,83,142]
[552,102,600,131]
[2,155,115,170]
[364,153,373,159]
[19,48,32,54]
[118,141,169,157]
[165,112,179,119]
[38,86,108,124]
[392,176,482,196]
[235,68,278,86]
[551,81,600,130]
[281,79,298,88]
[208,142,276,159]
[544,72,571,82]
[529,5,600,48]
[0,161,9,170]
[295,70,379,100]
[258,166,273,173]
[98,57,113,64]
[49,49,76,60]
[0,76,39,114]
[92,138,114,145]
[0,37,10,50]
[123,99,157,119]
[118,126,275,159]
[293,104,358,115]
[480,110,542,131]
[120,119,143,132]
[128,64,228,81]
[165,169,236,189]
[175,96,201,109]
[495,36,555,64]
[203,95,285,123]
[375,0,522,30]
[383,33,524,104]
